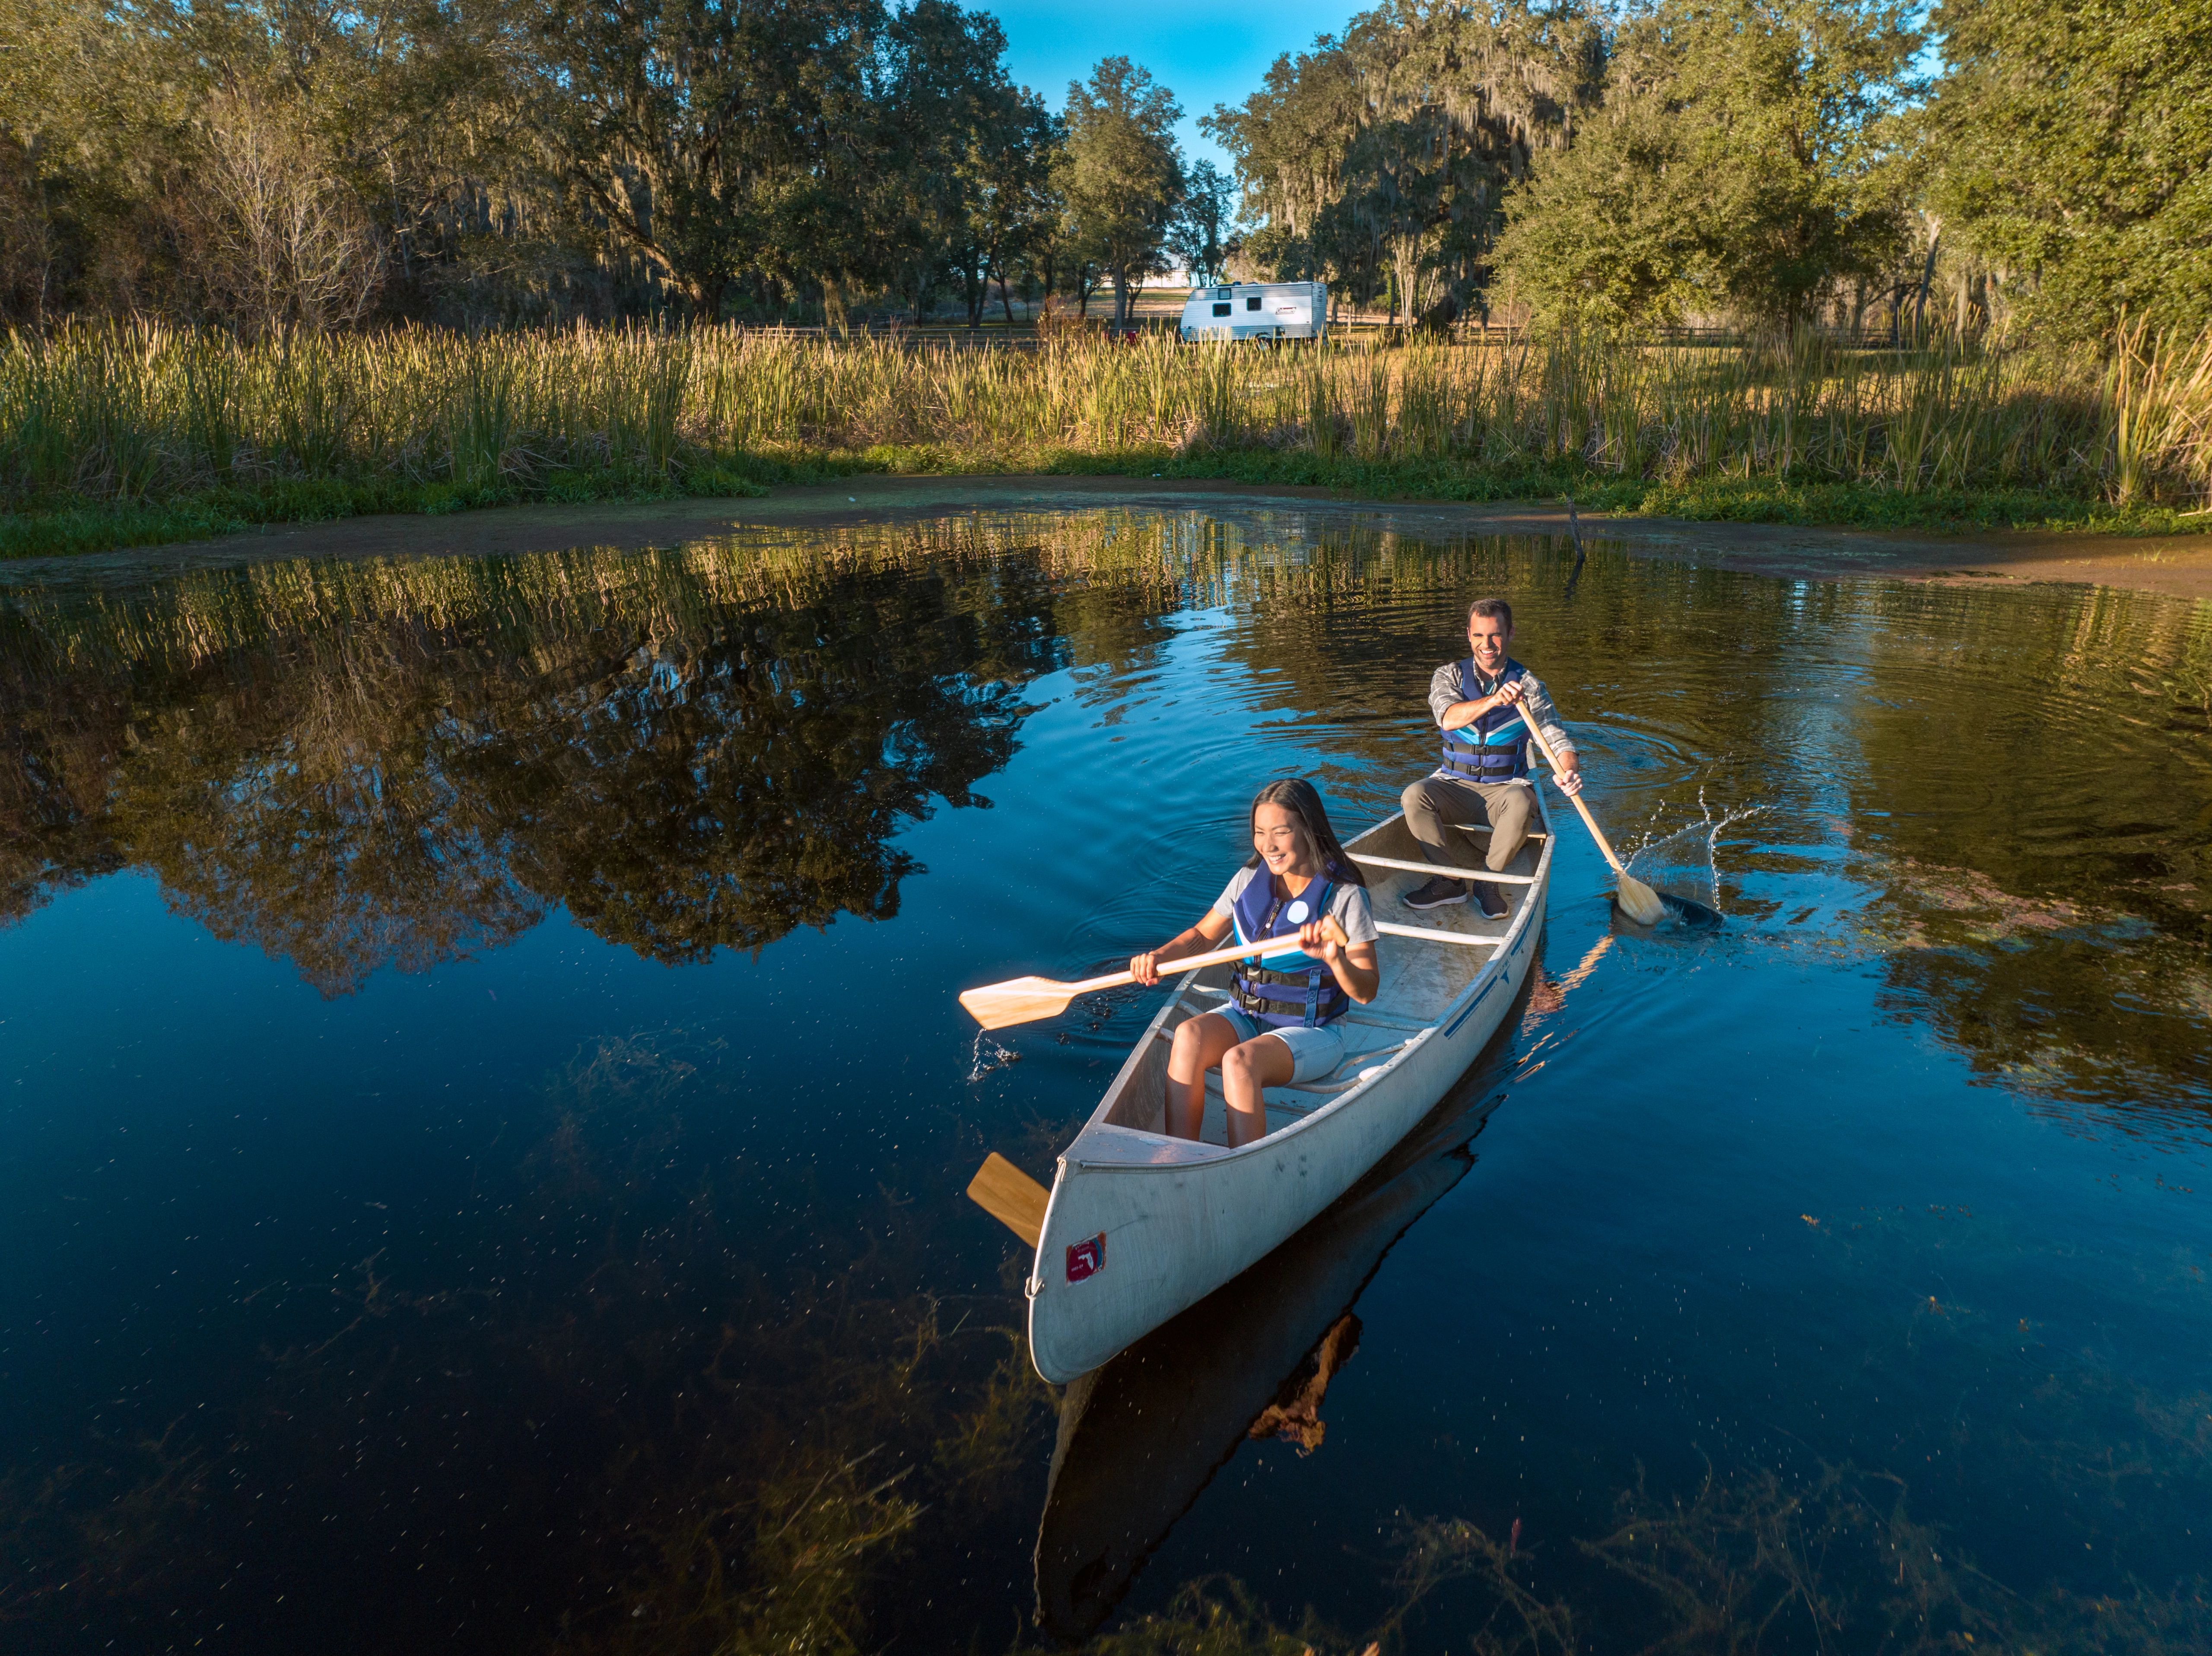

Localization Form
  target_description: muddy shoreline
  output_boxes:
[6,474,2209,600]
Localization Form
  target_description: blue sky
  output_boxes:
[988,0,1363,171]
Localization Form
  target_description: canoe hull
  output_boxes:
[1034,1061,1507,1637]
[1027,852,1545,1384]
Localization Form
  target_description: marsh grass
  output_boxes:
[5,320,2212,557]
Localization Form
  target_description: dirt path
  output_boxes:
[7,474,2210,601]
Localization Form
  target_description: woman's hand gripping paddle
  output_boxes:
[960,926,1344,1031]
[1518,715,1671,927]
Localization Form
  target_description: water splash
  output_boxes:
[968,1029,1020,1082]
[1623,786,1765,916]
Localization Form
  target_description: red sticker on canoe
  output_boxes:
[1065,1233,1105,1282]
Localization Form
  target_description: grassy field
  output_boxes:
[3,320,2209,558]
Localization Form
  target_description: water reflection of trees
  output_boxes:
[0,513,1582,988]
[2,536,1110,990]
[1190,525,1859,813]
[1846,584,2212,1128]
[439,568,1045,965]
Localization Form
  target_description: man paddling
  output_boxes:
[1401,598,1582,917]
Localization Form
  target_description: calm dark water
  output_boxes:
[3,511,2209,1654]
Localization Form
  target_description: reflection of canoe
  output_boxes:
[1034,1009,1526,1640]
[1026,799,1553,1384]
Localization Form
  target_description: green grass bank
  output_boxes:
[6,320,2208,558]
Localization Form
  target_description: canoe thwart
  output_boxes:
[1347,852,1537,885]
[1373,920,1503,949]
[967,1152,1048,1249]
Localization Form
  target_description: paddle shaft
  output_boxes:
[1060,929,1343,999]
[1516,711,1631,877]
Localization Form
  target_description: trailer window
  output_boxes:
[1216,287,1231,299]
[1212,302,1232,317]
[1245,295,1262,311]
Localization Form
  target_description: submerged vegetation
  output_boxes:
[0,1021,1060,1652]
[1070,1472,2212,1656]
[5,319,2211,558]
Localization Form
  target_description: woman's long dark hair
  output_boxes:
[1244,777,1367,887]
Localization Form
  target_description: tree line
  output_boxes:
[2,0,2204,342]
[1214,0,2210,340]
[0,0,1227,333]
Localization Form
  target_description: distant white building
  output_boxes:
[1179,281,1330,342]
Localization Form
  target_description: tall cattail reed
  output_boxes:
[3,318,2209,514]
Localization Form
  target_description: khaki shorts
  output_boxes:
[1216,1007,1346,1082]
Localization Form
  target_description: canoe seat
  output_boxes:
[1279,1043,1410,1094]
[1192,1038,1417,1139]
[1164,983,1424,1142]
[1171,988,1418,1058]
[1341,1006,1433,1032]
[1456,824,1548,841]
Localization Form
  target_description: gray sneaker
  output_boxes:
[1469,879,1510,918]
[1403,875,1468,910]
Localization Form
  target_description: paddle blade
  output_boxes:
[966,1152,1049,1249]
[1614,869,1669,927]
[960,975,1077,1030]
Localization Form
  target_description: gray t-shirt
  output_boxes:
[1212,867,1380,946]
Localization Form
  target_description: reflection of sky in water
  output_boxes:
[1,515,2208,1651]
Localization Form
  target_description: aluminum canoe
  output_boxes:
[1025,793,1554,1384]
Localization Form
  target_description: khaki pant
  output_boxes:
[1399,774,1535,874]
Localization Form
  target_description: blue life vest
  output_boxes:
[1228,870,1348,1029]
[1440,657,1531,784]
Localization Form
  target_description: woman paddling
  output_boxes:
[1131,779,1382,1148]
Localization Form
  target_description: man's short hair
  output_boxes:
[1468,598,1514,633]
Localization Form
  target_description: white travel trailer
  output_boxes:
[1179,281,1329,342]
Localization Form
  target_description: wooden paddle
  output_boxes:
[960,923,1347,1031]
[967,1152,1049,1247]
[1518,712,1668,926]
